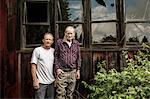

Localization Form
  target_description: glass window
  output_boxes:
[125,0,150,20]
[125,0,150,45]
[26,2,48,22]
[126,23,150,43]
[56,0,84,45]
[58,24,83,44]
[26,25,49,44]
[92,23,116,43]
[58,0,83,21]
[21,1,51,48]
[91,0,116,21]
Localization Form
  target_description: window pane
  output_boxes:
[26,25,49,44]
[125,0,150,20]
[91,0,116,21]
[92,23,116,43]
[58,0,83,21]
[126,23,150,43]
[58,24,83,44]
[26,2,48,22]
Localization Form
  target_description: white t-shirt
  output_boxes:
[66,41,72,48]
[31,46,55,84]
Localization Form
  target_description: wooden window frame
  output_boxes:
[54,0,85,48]
[124,0,150,48]
[88,0,123,49]
[20,0,51,49]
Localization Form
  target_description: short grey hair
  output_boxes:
[43,32,54,39]
[65,26,75,33]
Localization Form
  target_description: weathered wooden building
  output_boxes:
[0,0,150,98]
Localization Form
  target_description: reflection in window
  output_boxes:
[58,24,83,44]
[91,0,116,21]
[92,23,116,43]
[26,2,48,22]
[26,25,49,44]
[58,0,83,21]
[125,0,150,20]
[126,23,150,43]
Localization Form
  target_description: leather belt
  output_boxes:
[63,68,76,72]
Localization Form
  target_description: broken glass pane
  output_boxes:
[125,0,150,20]
[91,0,116,21]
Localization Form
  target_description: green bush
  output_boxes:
[83,43,150,99]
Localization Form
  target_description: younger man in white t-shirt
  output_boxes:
[31,33,55,99]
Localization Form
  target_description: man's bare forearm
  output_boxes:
[31,64,37,81]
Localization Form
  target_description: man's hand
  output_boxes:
[31,64,39,89]
[76,70,80,79]
[33,79,39,90]
[56,68,64,77]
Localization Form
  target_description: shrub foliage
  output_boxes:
[83,43,150,99]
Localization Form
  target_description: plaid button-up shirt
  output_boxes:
[55,39,81,70]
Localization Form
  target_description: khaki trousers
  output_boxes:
[55,69,76,99]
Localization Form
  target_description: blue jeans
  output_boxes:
[35,83,54,99]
